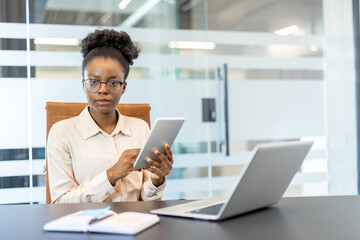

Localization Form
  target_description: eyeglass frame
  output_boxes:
[82,78,126,93]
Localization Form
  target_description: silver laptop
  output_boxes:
[151,141,313,221]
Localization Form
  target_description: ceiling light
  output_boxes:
[168,41,216,50]
[34,38,80,46]
[120,0,160,27]
[118,0,132,10]
[274,25,299,36]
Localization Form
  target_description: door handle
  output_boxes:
[217,63,230,156]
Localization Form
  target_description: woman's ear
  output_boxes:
[122,81,127,94]
[82,80,86,93]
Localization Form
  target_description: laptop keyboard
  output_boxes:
[189,203,224,215]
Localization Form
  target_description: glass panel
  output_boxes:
[0,0,27,23]
[205,0,356,197]
[0,0,356,204]
[0,0,31,204]
[323,0,357,194]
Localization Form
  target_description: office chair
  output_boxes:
[45,102,151,204]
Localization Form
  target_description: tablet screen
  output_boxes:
[133,118,185,168]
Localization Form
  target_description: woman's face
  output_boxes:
[83,57,127,115]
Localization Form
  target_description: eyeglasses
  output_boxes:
[82,79,125,93]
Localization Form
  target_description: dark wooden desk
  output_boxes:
[1,196,360,240]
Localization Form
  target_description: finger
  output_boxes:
[149,162,171,176]
[148,166,165,177]
[127,148,141,158]
[150,149,162,164]
[130,167,141,172]
[125,148,141,154]
[128,157,138,164]
[159,157,172,170]
[153,148,168,163]
[133,148,141,157]
[122,148,141,160]
[146,157,161,168]
[159,155,173,171]
[164,142,173,163]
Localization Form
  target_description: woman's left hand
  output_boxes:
[146,142,173,187]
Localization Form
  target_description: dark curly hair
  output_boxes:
[80,29,139,79]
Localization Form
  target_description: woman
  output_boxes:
[47,29,173,203]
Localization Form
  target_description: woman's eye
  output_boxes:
[89,80,98,85]
[108,81,118,87]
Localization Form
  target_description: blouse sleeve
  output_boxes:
[140,170,166,201]
[47,123,115,203]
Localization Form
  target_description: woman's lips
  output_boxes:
[97,100,111,105]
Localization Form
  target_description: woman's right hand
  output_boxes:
[106,148,141,186]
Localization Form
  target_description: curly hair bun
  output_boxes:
[80,29,139,65]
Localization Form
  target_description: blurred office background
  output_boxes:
[0,0,356,204]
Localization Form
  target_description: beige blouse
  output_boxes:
[47,106,166,203]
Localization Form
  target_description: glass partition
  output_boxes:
[0,0,33,204]
[0,0,357,204]
[203,0,327,197]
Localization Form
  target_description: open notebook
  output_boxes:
[43,206,160,235]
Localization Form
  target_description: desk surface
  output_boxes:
[1,196,360,240]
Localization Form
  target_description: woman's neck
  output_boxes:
[88,108,118,135]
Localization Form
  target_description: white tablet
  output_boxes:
[133,118,185,168]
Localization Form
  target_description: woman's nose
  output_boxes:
[97,82,108,94]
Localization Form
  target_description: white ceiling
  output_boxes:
[40,0,323,34]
